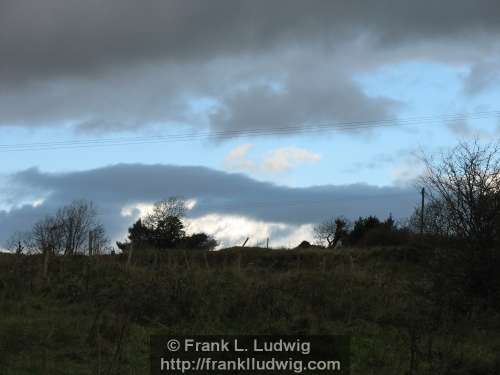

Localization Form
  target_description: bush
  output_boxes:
[177,233,217,251]
[346,215,410,247]
[359,226,410,247]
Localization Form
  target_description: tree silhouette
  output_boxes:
[31,200,107,255]
[419,140,500,247]
[314,217,349,248]
[117,198,216,251]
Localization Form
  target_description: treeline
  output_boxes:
[6,140,500,259]
[7,200,107,255]
[6,198,217,256]
[314,141,500,249]
[310,141,500,311]
[311,214,410,249]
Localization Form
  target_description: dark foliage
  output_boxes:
[116,199,216,252]
[177,233,217,251]
[347,215,409,247]
[116,219,152,252]
[117,217,186,251]
[349,216,383,244]
[297,240,312,248]
[152,216,185,248]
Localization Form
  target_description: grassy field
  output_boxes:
[0,246,499,374]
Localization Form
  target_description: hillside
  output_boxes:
[0,247,498,374]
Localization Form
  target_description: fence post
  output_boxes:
[126,243,134,270]
[43,248,50,279]
[420,188,425,236]
[89,230,94,256]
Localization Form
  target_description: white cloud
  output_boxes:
[115,210,315,250]
[120,199,197,218]
[32,199,45,208]
[120,203,155,218]
[224,144,321,174]
[223,143,256,172]
[185,214,314,249]
[184,199,198,210]
[262,147,321,172]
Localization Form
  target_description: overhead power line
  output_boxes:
[0,110,498,153]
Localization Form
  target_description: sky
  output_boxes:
[1,0,500,249]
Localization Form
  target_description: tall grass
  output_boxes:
[0,246,498,374]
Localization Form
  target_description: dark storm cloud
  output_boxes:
[0,164,418,244]
[2,0,499,82]
[1,1,499,133]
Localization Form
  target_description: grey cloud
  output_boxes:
[343,149,418,173]
[0,63,206,130]
[463,61,500,95]
[2,0,500,83]
[447,118,476,137]
[446,117,500,140]
[209,66,399,133]
[0,205,52,245]
[0,49,400,136]
[1,164,418,245]
[1,1,500,135]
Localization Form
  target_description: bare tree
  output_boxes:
[5,231,37,254]
[419,140,500,246]
[31,200,107,255]
[314,217,350,248]
[58,200,107,255]
[408,200,454,238]
[32,215,64,255]
[143,197,187,230]
[89,225,108,255]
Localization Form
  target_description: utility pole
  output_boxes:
[420,187,425,236]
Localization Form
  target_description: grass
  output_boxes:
[0,246,499,374]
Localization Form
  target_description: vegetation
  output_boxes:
[7,200,107,255]
[0,246,498,375]
[419,140,500,247]
[116,198,217,252]
[313,217,349,248]
[314,215,410,248]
